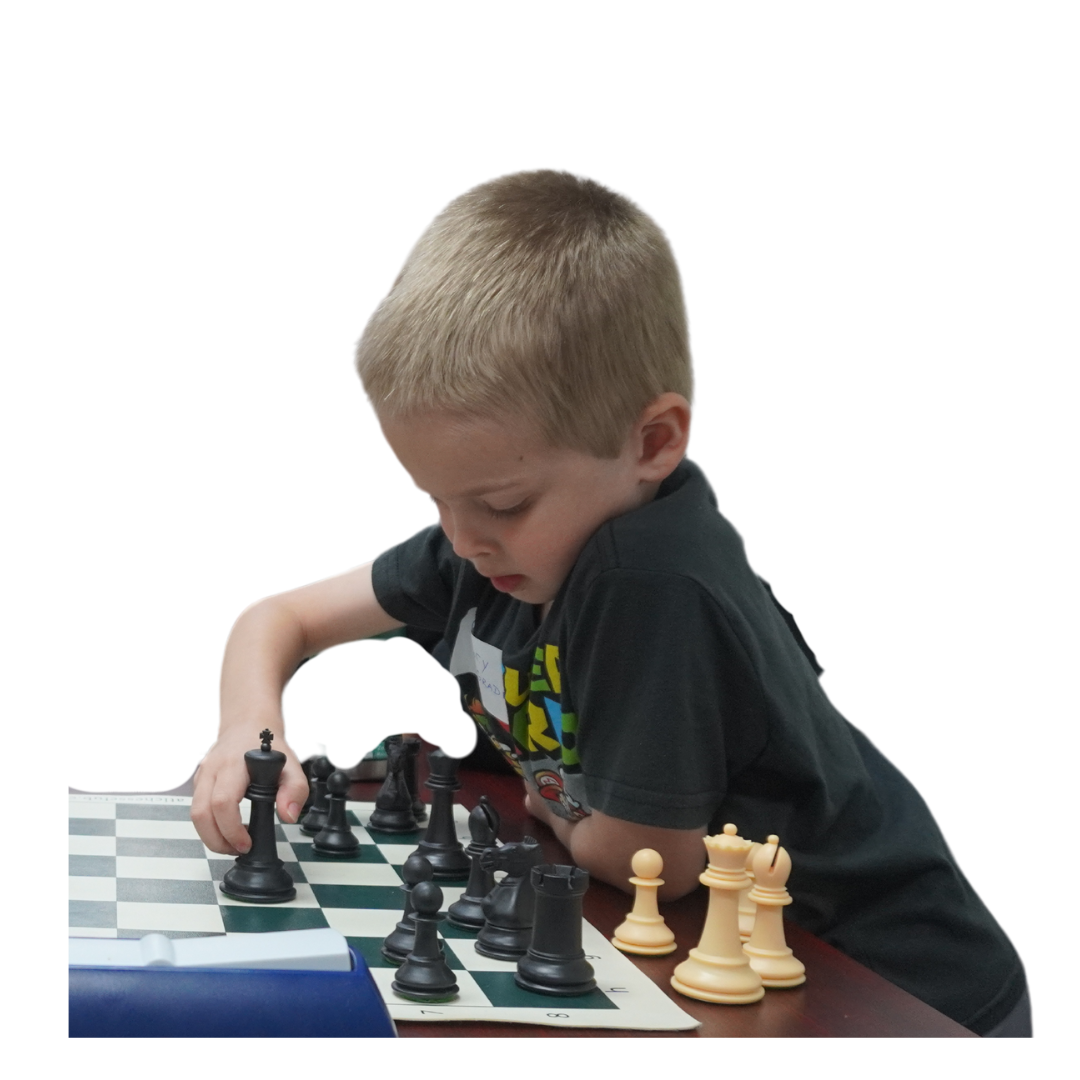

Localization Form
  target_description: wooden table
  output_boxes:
[80,763,974,1037]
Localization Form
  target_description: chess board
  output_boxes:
[69,794,698,1032]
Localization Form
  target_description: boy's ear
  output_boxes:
[639,393,691,468]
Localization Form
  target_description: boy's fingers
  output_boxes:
[276,762,309,824]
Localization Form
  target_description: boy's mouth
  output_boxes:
[490,574,525,592]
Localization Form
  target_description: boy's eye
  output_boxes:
[486,501,527,518]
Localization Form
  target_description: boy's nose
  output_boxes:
[444,513,494,560]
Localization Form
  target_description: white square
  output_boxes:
[323,907,401,938]
[69,834,116,857]
[69,800,117,820]
[116,902,226,934]
[296,861,402,887]
[372,968,492,1013]
[116,856,213,881]
[444,938,517,972]
[116,819,201,841]
[69,876,117,902]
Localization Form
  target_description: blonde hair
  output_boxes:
[356,170,691,457]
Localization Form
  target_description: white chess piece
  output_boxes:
[612,849,677,955]
[671,824,764,1004]
[742,834,805,987]
[738,840,761,941]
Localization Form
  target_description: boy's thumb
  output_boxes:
[277,771,309,825]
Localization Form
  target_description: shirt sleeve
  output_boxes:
[371,525,459,634]
[565,567,769,830]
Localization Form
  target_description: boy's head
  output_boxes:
[357,171,693,609]
[355,169,692,458]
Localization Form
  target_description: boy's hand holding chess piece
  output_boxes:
[193,723,306,857]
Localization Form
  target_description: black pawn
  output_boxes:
[220,730,296,904]
[411,749,469,879]
[390,880,459,1002]
[300,755,334,836]
[447,796,501,931]
[368,736,418,833]
[515,865,596,996]
[382,854,435,964]
[312,770,360,856]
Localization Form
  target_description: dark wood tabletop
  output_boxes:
[76,758,974,1038]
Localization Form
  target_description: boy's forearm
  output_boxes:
[219,598,307,737]
[524,788,707,901]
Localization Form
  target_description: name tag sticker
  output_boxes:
[471,633,508,723]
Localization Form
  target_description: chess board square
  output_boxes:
[116,928,227,940]
[289,840,388,864]
[70,854,116,878]
[300,861,401,887]
[69,801,116,820]
[218,905,329,933]
[69,926,117,938]
[70,876,117,902]
[308,884,404,910]
[371,968,490,1010]
[117,878,219,905]
[469,971,618,1010]
[69,818,116,836]
[115,901,225,934]
[375,843,424,865]
[364,827,424,846]
[116,856,213,881]
[325,908,402,939]
[443,938,509,972]
[70,834,116,857]
[116,803,193,822]
[438,919,483,940]
[69,899,116,929]
[116,819,201,841]
[346,935,399,970]
[117,837,208,859]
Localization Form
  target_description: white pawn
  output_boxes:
[612,849,677,955]
[742,834,805,987]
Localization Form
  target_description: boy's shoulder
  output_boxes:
[570,457,758,599]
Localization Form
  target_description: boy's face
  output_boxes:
[380,411,660,610]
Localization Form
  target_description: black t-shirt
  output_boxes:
[372,458,1025,1033]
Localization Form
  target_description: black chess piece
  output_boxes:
[411,749,470,879]
[368,736,419,833]
[382,853,435,964]
[515,864,596,996]
[475,836,542,960]
[390,880,459,1002]
[402,736,426,821]
[446,796,501,931]
[220,730,297,903]
[299,755,334,836]
[312,770,360,856]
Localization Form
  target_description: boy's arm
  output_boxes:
[191,562,404,855]
[524,787,707,901]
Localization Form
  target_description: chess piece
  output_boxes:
[368,736,419,833]
[411,748,470,879]
[739,840,762,941]
[670,824,764,1004]
[742,835,806,987]
[515,865,596,996]
[299,755,334,836]
[402,736,426,821]
[312,770,360,856]
[612,848,677,955]
[475,836,543,960]
[220,730,297,903]
[382,854,435,964]
[447,796,501,930]
[390,880,459,1002]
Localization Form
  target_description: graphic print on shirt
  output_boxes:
[447,608,588,820]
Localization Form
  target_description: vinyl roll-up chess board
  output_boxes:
[68,794,699,1031]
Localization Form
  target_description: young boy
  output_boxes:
[192,171,1028,1036]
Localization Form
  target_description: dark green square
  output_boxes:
[364,826,422,844]
[117,804,192,821]
[346,935,398,969]
[70,855,115,878]
[69,818,115,836]
[310,883,403,910]
[218,905,330,933]
[469,971,617,1010]
[438,920,481,940]
[69,900,116,928]
[116,878,219,905]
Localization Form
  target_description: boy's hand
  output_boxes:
[191,729,308,855]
